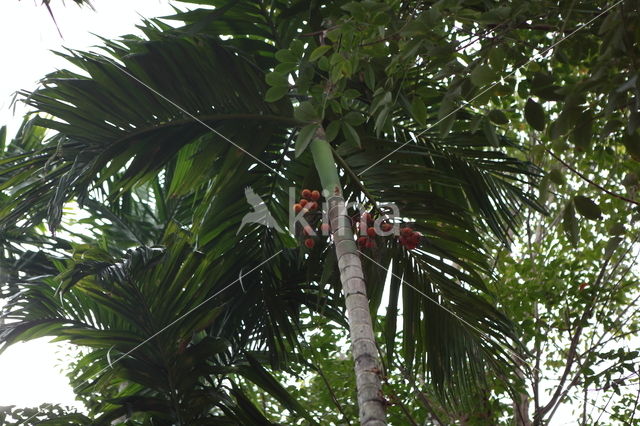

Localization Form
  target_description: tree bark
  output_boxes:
[310,131,386,426]
[514,362,533,426]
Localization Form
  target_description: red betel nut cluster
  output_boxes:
[357,212,378,249]
[294,188,326,249]
[293,188,320,215]
[399,227,421,250]
[355,211,420,251]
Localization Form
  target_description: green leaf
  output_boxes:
[289,39,305,57]
[363,63,375,91]
[294,101,320,123]
[317,55,330,71]
[488,109,509,125]
[549,117,569,140]
[342,122,361,149]
[265,86,288,102]
[571,110,594,152]
[524,98,546,131]
[573,195,602,220]
[608,222,625,236]
[470,64,494,87]
[339,59,354,78]
[370,91,392,114]
[563,200,579,247]
[531,72,561,101]
[265,71,288,87]
[605,236,623,257]
[275,49,297,63]
[342,89,361,100]
[548,168,565,185]
[295,124,318,157]
[438,95,457,138]
[482,119,500,147]
[410,97,427,126]
[374,106,390,136]
[341,1,365,15]
[275,62,298,73]
[309,45,332,61]
[488,48,506,70]
[372,11,390,25]
[343,111,366,127]
[325,120,341,142]
[517,81,529,99]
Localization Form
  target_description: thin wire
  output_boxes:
[358,250,543,375]
[100,57,283,177]
[358,0,624,176]
[21,250,282,424]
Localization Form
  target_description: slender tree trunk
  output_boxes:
[514,361,533,426]
[310,130,386,426]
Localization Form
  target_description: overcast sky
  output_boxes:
[0,0,175,410]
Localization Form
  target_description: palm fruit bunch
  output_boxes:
[293,188,325,249]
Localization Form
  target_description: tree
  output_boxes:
[0,404,90,425]
[15,0,640,423]
[1,121,335,424]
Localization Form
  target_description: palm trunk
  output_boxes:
[310,129,386,426]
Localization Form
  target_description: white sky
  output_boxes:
[0,0,175,410]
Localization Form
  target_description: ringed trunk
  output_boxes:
[310,129,386,426]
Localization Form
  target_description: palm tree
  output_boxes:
[310,132,387,424]
[1,121,333,424]
[0,1,542,423]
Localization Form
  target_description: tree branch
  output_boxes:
[535,253,613,422]
[546,148,640,206]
